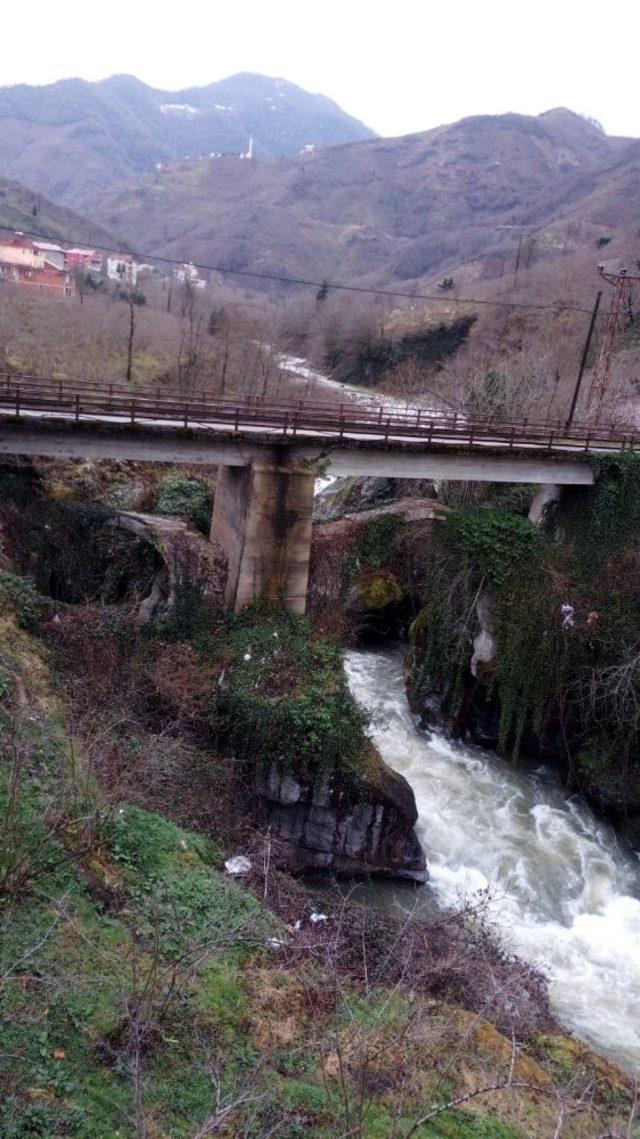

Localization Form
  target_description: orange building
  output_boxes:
[0,259,75,299]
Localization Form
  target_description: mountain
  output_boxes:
[0,73,376,209]
[0,174,116,248]
[93,107,636,292]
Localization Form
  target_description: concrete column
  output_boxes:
[528,483,561,527]
[211,451,315,614]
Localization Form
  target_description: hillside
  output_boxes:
[0,459,636,1136]
[0,173,116,248]
[0,73,376,209]
[92,107,637,293]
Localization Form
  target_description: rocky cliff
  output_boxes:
[256,745,426,881]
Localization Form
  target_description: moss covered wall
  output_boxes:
[406,455,640,841]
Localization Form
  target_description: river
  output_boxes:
[344,647,640,1074]
[280,353,454,416]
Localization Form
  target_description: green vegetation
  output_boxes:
[0,627,276,1136]
[556,453,640,576]
[356,570,404,610]
[342,513,407,617]
[325,316,476,387]
[349,511,405,571]
[0,535,634,1136]
[0,569,52,629]
[411,456,640,801]
[443,507,545,588]
[209,605,367,773]
[155,473,214,535]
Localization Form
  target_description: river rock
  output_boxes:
[255,745,427,882]
[470,593,497,678]
[107,511,227,622]
[313,476,395,522]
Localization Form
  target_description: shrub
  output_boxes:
[443,507,545,587]
[326,317,476,386]
[156,475,214,535]
[0,570,52,630]
[213,605,367,774]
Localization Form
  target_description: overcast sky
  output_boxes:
[3,0,638,138]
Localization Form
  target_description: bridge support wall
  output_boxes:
[211,454,315,614]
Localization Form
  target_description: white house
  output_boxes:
[107,254,138,287]
[173,262,205,288]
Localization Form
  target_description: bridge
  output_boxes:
[1,373,636,612]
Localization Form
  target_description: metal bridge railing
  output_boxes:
[0,371,638,455]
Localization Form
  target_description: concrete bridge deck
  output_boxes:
[1,373,634,610]
[0,371,635,476]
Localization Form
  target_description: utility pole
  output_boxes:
[565,291,602,429]
[587,265,640,419]
[513,234,524,288]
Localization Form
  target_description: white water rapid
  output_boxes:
[344,648,640,1074]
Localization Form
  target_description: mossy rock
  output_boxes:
[355,569,405,611]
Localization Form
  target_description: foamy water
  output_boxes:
[345,648,640,1072]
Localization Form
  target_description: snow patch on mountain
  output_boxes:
[159,103,200,116]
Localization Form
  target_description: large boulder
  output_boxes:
[108,511,227,622]
[255,744,427,882]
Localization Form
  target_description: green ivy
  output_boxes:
[344,512,405,583]
[491,572,558,755]
[412,458,640,780]
[443,507,545,587]
[555,452,640,578]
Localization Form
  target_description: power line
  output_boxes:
[3,223,599,316]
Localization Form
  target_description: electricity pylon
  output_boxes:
[587,264,640,418]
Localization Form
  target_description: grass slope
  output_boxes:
[0,574,635,1137]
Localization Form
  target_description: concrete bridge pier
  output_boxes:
[528,483,562,526]
[211,450,315,614]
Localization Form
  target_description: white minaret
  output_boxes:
[247,136,254,160]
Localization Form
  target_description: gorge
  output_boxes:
[346,647,640,1074]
